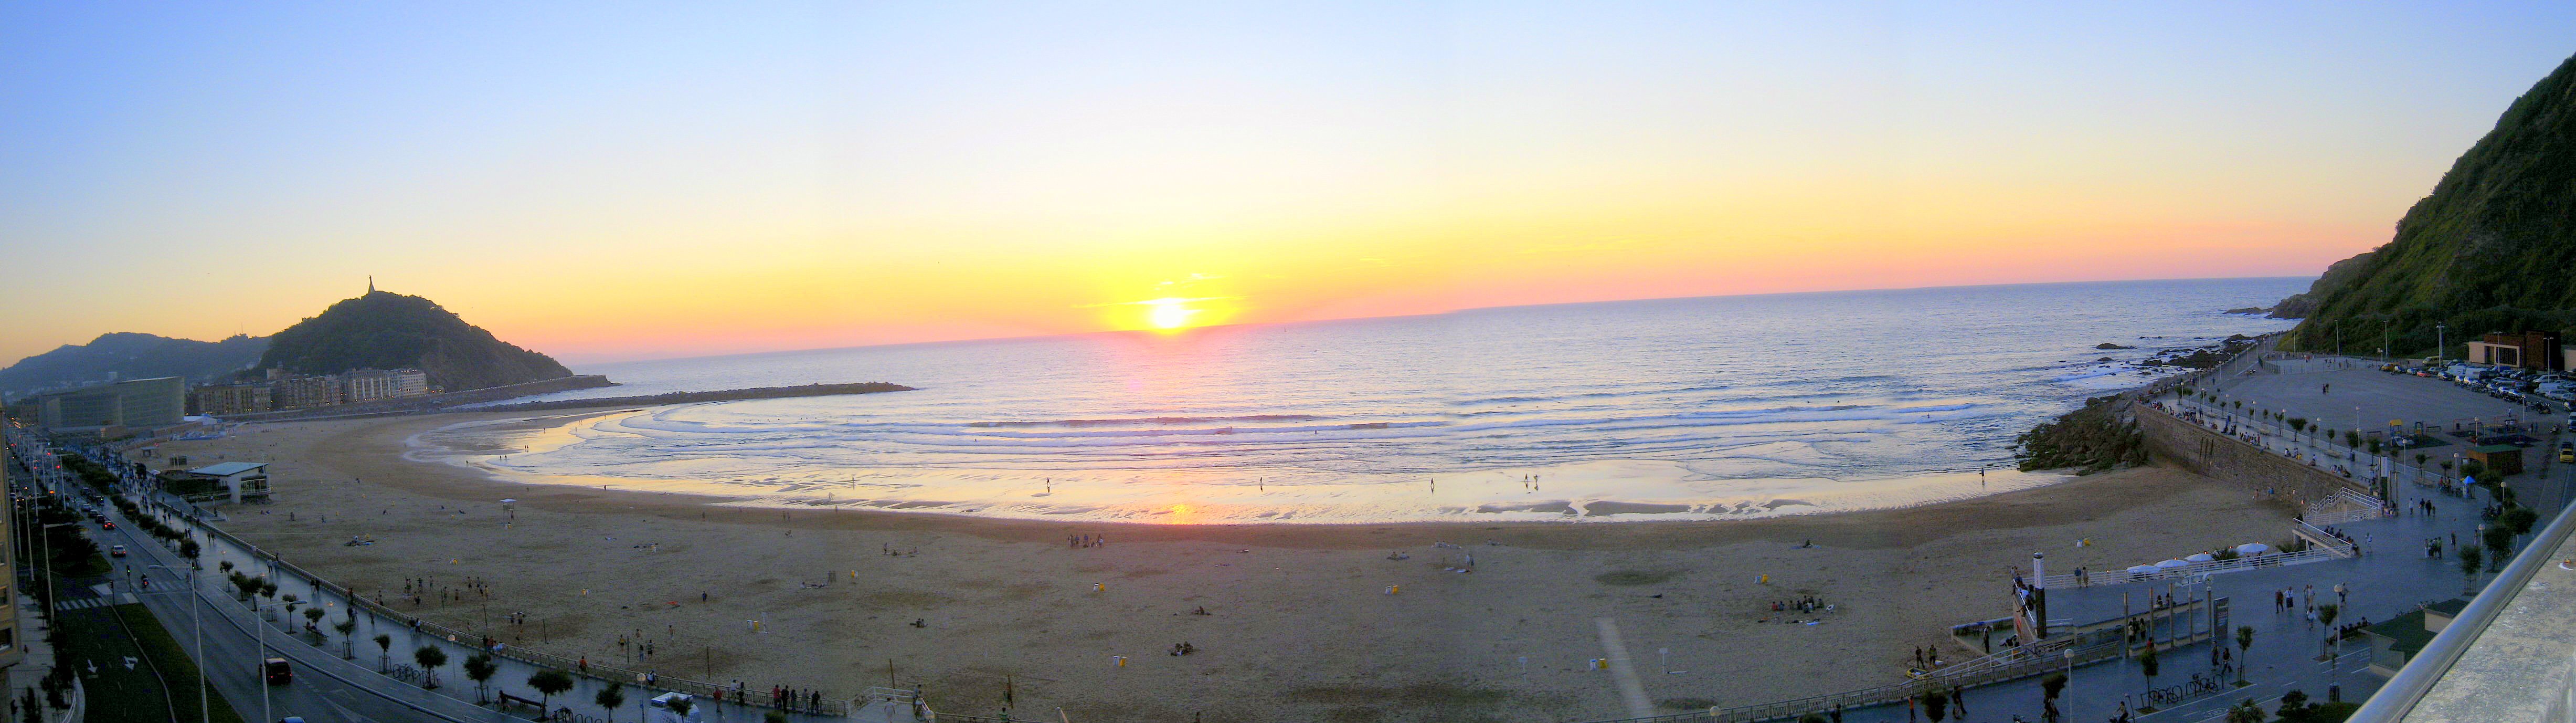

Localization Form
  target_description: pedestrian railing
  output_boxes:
[1573,639,2129,723]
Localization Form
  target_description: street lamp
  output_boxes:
[150,562,207,723]
[253,600,294,723]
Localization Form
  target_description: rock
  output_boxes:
[2095,343,2134,350]
[2097,356,2115,362]
[2225,307,2267,315]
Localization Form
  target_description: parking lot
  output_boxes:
[2212,360,2560,438]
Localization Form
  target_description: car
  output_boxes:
[264,657,292,685]
[100,521,114,530]
[109,545,125,558]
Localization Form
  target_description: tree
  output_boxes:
[462,653,499,704]
[2278,689,2312,720]
[2317,604,2341,659]
[2505,506,2540,537]
[765,711,788,723]
[218,560,234,574]
[2235,625,2255,684]
[374,634,394,672]
[414,644,448,688]
[1921,689,1949,722]
[178,539,200,561]
[529,670,576,714]
[2485,526,2516,568]
[596,682,627,723]
[335,615,358,658]
[667,697,693,717]
[2460,546,2487,593]
[2138,646,2162,710]
[2415,453,2429,467]
[303,606,326,634]
[2224,698,2267,723]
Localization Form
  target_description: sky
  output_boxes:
[4,2,2574,364]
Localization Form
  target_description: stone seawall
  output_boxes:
[2136,404,2365,510]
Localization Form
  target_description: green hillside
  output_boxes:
[2279,53,2576,355]
[257,290,573,392]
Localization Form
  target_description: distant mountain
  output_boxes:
[0,332,268,398]
[259,290,574,392]
[2278,53,2576,354]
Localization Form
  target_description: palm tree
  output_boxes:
[463,653,498,704]
[414,644,448,688]
[303,606,326,636]
[1921,689,1949,722]
[2234,625,2255,685]
[2138,646,2162,711]
[529,670,575,715]
[2041,672,2068,722]
[374,634,394,672]
[2224,698,2266,723]
[335,615,358,658]
[2317,604,2340,660]
[596,682,627,723]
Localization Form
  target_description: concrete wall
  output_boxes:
[2137,405,2368,511]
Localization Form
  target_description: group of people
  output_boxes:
[1069,533,1109,548]
[1167,641,1199,656]
[1768,595,1831,613]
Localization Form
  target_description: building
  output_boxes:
[269,375,343,410]
[343,369,429,403]
[2363,598,2467,678]
[2464,331,2566,371]
[2467,444,2525,476]
[189,383,272,416]
[172,462,270,504]
[33,376,186,432]
[0,445,25,671]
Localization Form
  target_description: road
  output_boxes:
[89,498,528,723]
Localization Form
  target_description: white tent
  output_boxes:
[2234,543,2271,554]
[2154,559,2191,569]
[2184,553,2215,562]
[2125,565,2161,574]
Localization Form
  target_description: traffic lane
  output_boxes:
[102,509,518,723]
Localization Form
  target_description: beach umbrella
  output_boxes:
[2154,559,2190,569]
[2125,565,2160,574]
[500,499,518,503]
[2233,543,2270,554]
[2183,553,2215,562]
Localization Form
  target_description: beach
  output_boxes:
[156,409,2297,722]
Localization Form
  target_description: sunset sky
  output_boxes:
[5,3,2573,364]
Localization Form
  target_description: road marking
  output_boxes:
[1594,617,1653,719]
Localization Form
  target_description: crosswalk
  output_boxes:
[52,592,137,612]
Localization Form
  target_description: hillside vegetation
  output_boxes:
[1,332,268,398]
[258,290,573,392]
[2278,53,2576,355]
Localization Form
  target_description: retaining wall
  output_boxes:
[2137,405,2366,510]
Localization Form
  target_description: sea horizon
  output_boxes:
[423,277,2308,525]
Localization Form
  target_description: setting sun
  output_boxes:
[1146,298,1197,330]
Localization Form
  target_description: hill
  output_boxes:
[2277,53,2576,354]
[258,290,574,392]
[0,332,268,398]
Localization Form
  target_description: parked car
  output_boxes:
[109,545,125,558]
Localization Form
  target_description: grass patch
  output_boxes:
[54,603,247,723]
[1593,570,1677,586]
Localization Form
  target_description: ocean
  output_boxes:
[412,278,2306,523]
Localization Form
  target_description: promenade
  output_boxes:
[42,442,877,723]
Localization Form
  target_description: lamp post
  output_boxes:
[253,600,293,723]
[36,521,76,618]
[151,563,207,723]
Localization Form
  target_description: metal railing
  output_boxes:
[2038,546,2342,589]
[1577,640,2127,723]
[2345,480,2576,721]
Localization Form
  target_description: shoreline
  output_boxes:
[154,407,2299,721]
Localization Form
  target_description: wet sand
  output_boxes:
[156,410,2296,722]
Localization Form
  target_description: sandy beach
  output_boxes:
[153,408,2296,722]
